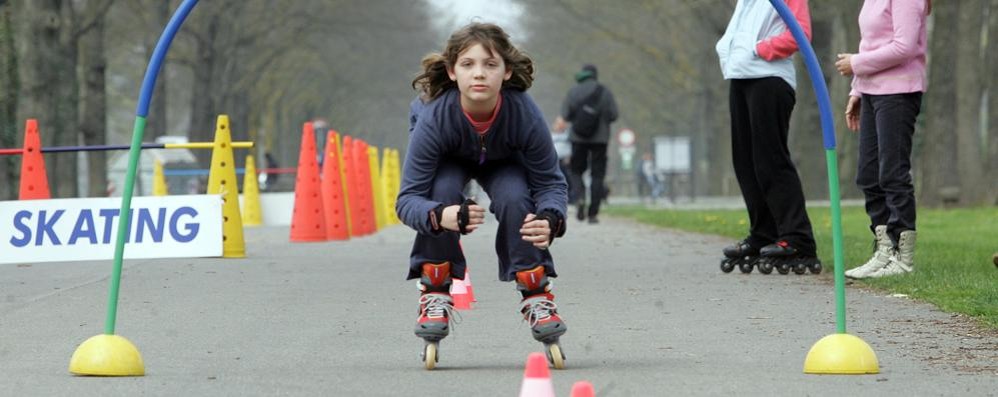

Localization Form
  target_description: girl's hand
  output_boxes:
[845,96,861,132]
[835,53,854,76]
[441,204,485,233]
[520,213,552,249]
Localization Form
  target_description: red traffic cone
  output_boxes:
[464,268,476,303]
[570,381,595,397]
[321,130,349,240]
[519,352,555,397]
[289,121,326,242]
[450,276,472,311]
[19,119,50,200]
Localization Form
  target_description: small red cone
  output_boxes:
[519,352,555,397]
[19,119,50,200]
[570,381,595,397]
[450,277,472,310]
[289,121,326,242]
[464,268,477,302]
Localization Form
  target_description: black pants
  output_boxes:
[729,77,816,255]
[569,142,607,218]
[856,93,921,244]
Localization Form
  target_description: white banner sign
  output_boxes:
[0,195,223,264]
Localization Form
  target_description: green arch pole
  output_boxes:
[767,0,847,333]
[104,0,200,335]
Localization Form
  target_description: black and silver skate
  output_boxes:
[757,240,822,275]
[720,240,761,273]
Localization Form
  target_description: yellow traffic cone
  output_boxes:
[152,159,169,196]
[241,155,262,227]
[206,115,246,258]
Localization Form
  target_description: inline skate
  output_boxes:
[756,240,821,275]
[720,240,762,273]
[516,266,567,369]
[414,262,457,370]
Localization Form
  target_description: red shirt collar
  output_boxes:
[463,94,502,135]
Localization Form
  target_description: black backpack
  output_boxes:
[572,85,604,138]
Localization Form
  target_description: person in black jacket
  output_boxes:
[553,64,618,224]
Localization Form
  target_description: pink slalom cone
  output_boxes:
[450,277,472,310]
[519,352,555,397]
[570,381,595,397]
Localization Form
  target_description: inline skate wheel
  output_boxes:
[776,263,791,275]
[546,343,565,369]
[757,260,774,274]
[793,263,807,275]
[809,262,822,274]
[720,259,736,273]
[422,342,438,370]
[738,261,754,274]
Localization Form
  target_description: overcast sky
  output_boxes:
[425,0,530,43]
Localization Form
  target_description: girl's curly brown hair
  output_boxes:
[412,22,533,101]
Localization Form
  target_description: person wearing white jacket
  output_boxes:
[715,0,821,275]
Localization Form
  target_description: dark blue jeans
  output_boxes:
[407,159,556,282]
[856,93,922,244]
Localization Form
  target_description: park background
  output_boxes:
[0,0,996,206]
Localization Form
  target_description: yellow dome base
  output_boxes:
[69,334,145,376]
[804,333,879,374]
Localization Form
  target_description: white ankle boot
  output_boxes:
[869,230,916,278]
[846,225,893,279]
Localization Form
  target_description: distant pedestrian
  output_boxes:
[398,22,569,369]
[640,152,664,201]
[715,0,821,275]
[553,64,618,224]
[838,0,930,279]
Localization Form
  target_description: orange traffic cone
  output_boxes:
[341,136,360,237]
[519,352,555,397]
[570,381,595,397]
[450,276,472,311]
[289,122,326,242]
[321,130,349,240]
[19,119,50,200]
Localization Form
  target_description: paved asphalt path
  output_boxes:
[1,213,995,396]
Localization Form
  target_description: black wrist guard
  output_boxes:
[457,198,477,235]
[536,208,566,245]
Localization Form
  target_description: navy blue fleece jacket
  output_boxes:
[397,88,568,235]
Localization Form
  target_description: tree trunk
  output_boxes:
[145,0,170,139]
[0,3,18,200]
[16,0,79,198]
[953,0,986,204]
[919,2,960,206]
[790,11,834,201]
[986,0,998,204]
[78,5,108,197]
[188,13,221,168]
[831,1,863,199]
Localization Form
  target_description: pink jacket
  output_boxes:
[850,0,929,97]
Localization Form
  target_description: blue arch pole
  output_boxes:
[105,0,201,335]
[768,0,847,333]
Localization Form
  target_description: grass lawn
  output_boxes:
[605,204,998,328]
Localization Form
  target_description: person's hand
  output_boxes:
[845,96,861,132]
[835,53,854,76]
[440,203,485,233]
[520,213,552,249]
[552,116,567,133]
